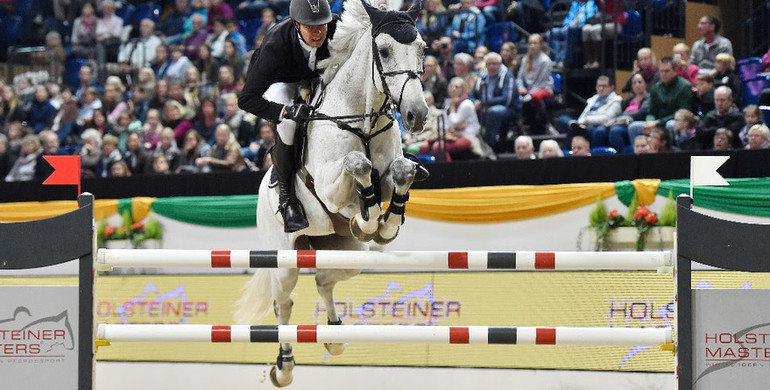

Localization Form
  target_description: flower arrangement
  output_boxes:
[630,206,658,251]
[97,211,163,248]
[588,192,675,251]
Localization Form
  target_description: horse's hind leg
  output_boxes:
[315,268,361,355]
[375,157,418,244]
[269,269,299,388]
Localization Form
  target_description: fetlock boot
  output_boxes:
[271,135,309,233]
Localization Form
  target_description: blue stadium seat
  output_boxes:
[621,10,642,38]
[3,16,23,46]
[742,74,770,106]
[116,4,136,26]
[589,146,617,155]
[737,57,764,80]
[552,72,562,95]
[484,22,516,53]
[66,58,90,87]
[134,2,161,26]
[241,18,262,49]
[15,0,32,17]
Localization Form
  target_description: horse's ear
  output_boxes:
[361,0,386,27]
[406,0,422,21]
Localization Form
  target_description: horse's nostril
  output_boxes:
[407,112,415,124]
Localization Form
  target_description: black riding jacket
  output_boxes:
[238,17,339,123]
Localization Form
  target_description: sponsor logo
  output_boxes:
[0,307,74,364]
[96,283,209,324]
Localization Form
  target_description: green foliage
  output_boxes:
[658,190,677,227]
[144,216,163,239]
[624,195,639,226]
[589,197,607,226]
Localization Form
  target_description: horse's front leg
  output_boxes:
[343,151,381,241]
[269,269,299,388]
[315,269,361,356]
[375,157,420,244]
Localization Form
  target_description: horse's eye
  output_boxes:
[379,48,389,59]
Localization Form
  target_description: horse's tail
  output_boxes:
[233,269,273,324]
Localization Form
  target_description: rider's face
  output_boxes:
[297,23,328,48]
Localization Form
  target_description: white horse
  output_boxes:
[235,0,428,386]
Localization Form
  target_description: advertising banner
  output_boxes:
[0,286,79,390]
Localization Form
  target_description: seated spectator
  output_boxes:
[141,109,164,150]
[96,134,123,178]
[86,109,115,138]
[160,0,193,45]
[422,77,482,160]
[473,46,490,73]
[222,93,256,148]
[548,0,596,68]
[608,73,650,152]
[207,0,236,30]
[5,135,41,182]
[692,73,715,116]
[471,53,520,152]
[183,14,209,61]
[136,67,157,97]
[452,53,477,94]
[738,105,763,147]
[745,124,770,150]
[193,98,223,143]
[633,134,650,154]
[712,128,734,151]
[162,100,194,143]
[110,160,132,177]
[622,48,657,93]
[153,127,182,172]
[672,109,698,150]
[51,87,80,144]
[168,80,198,120]
[691,15,733,74]
[79,128,103,178]
[570,135,591,156]
[222,41,246,81]
[214,65,238,103]
[34,130,62,181]
[118,19,162,73]
[27,85,57,133]
[225,19,248,58]
[695,86,744,149]
[148,79,170,111]
[102,83,129,125]
[176,129,211,174]
[560,75,621,148]
[499,41,518,73]
[114,111,142,149]
[151,154,172,175]
[712,53,741,106]
[129,85,150,123]
[152,45,172,79]
[74,64,103,101]
[71,2,98,58]
[628,57,692,142]
[251,122,276,171]
[124,131,152,175]
[517,33,553,134]
[446,0,486,54]
[432,37,456,80]
[195,44,220,87]
[513,135,536,160]
[422,56,449,108]
[504,0,547,34]
[196,124,247,172]
[581,0,624,69]
[538,139,564,158]
[237,0,289,20]
[77,88,104,128]
[647,126,674,153]
[404,92,441,155]
[205,17,230,61]
[673,43,699,87]
[95,0,123,65]
[31,32,67,84]
[0,84,27,128]
[418,0,449,54]
[253,8,279,50]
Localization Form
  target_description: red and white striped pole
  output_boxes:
[96,324,673,346]
[97,249,672,271]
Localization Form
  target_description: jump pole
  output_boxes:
[97,324,673,346]
[97,249,672,271]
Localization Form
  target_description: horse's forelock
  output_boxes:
[372,13,418,44]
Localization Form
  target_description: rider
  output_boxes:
[238,0,338,233]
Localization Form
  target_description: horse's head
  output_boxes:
[362,0,428,133]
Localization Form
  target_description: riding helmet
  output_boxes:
[289,0,332,26]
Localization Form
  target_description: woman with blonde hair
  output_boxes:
[517,33,554,134]
[196,124,247,172]
[538,139,564,158]
[419,77,482,161]
[137,67,156,94]
[5,134,41,182]
[745,124,770,150]
[162,100,194,143]
[672,43,698,86]
[713,53,741,105]
[499,41,518,73]
[0,84,26,128]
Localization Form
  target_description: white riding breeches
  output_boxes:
[265,82,301,146]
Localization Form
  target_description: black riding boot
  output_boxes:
[271,135,309,233]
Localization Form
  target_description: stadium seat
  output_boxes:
[621,10,642,38]
[3,16,23,46]
[742,74,770,106]
[116,4,136,26]
[589,146,617,155]
[66,58,90,87]
[133,3,160,26]
[552,72,562,95]
[15,0,32,17]
[484,22,516,54]
[737,57,764,80]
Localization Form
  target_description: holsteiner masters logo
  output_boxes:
[96,283,210,324]
[314,282,461,325]
[0,306,75,363]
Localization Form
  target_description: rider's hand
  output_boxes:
[283,103,312,122]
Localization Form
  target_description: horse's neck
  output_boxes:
[319,36,387,129]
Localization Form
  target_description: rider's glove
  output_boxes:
[284,103,312,122]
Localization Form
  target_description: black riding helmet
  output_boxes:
[289,0,332,26]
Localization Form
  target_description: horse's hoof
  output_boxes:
[324,342,346,356]
[374,226,399,245]
[269,366,293,388]
[350,217,376,242]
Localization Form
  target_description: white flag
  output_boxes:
[691,156,729,186]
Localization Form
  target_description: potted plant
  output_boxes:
[97,211,163,249]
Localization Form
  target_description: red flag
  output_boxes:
[43,155,81,196]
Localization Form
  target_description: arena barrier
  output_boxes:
[97,324,673,346]
[97,249,672,271]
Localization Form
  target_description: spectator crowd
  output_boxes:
[1,0,769,182]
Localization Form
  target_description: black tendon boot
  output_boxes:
[271,135,309,233]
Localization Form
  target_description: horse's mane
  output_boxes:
[318,0,373,84]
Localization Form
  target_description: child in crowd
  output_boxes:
[672,109,699,150]
[737,105,763,147]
